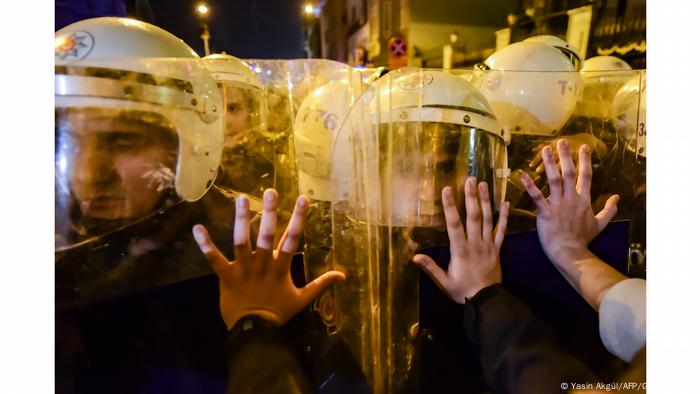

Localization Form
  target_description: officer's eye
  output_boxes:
[227,103,242,113]
[105,132,144,152]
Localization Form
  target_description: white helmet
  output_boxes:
[524,35,582,71]
[293,79,363,201]
[576,55,635,119]
[203,53,264,90]
[472,41,581,136]
[202,53,269,141]
[344,69,509,227]
[55,17,223,248]
[612,72,646,158]
[583,55,632,73]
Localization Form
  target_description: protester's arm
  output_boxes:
[193,190,345,393]
[413,178,597,393]
[520,139,627,310]
[467,284,598,394]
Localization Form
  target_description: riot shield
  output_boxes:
[329,68,509,393]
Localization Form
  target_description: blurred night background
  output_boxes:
[56,0,644,69]
[56,0,305,58]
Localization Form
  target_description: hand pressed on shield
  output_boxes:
[528,133,607,174]
[520,139,626,309]
[521,139,619,265]
[193,189,346,330]
[412,177,509,302]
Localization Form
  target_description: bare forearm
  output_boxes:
[550,248,627,310]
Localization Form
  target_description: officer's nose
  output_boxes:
[419,177,442,204]
[72,148,117,189]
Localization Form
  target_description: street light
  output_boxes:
[302,3,318,58]
[195,2,211,56]
[197,3,209,16]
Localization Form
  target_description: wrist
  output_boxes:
[465,279,501,301]
[548,245,595,267]
[226,309,283,330]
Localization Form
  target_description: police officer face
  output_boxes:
[382,122,466,227]
[60,109,177,221]
[223,87,252,148]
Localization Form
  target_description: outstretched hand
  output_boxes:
[193,189,346,329]
[520,139,619,267]
[413,177,509,302]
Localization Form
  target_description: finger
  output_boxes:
[256,189,278,250]
[535,151,559,174]
[529,147,544,168]
[519,171,549,213]
[412,254,452,295]
[280,195,309,254]
[274,196,309,276]
[441,186,467,249]
[478,182,493,241]
[254,189,279,275]
[557,139,577,200]
[542,145,562,204]
[464,177,482,241]
[192,224,229,275]
[535,147,559,174]
[493,201,509,248]
[576,144,593,198]
[233,196,252,264]
[595,194,619,232]
[298,271,346,307]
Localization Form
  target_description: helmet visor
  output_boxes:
[355,121,507,228]
[55,107,179,250]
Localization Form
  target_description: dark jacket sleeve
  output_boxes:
[464,284,598,394]
[226,315,314,394]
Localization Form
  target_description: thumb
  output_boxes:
[595,194,619,232]
[299,271,346,307]
[413,254,451,291]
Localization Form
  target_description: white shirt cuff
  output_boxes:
[599,278,646,362]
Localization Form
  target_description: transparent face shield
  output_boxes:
[374,121,506,228]
[56,108,180,250]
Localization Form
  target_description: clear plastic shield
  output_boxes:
[215,79,272,206]
[227,59,365,215]
[328,68,508,392]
